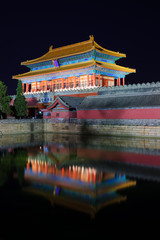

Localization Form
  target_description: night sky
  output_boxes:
[0,1,159,95]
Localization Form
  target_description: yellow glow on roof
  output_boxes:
[21,36,126,66]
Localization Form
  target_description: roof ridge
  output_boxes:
[86,92,160,99]
[49,39,92,52]
[58,95,70,108]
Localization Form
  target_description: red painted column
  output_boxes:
[74,77,76,88]
[26,83,29,93]
[67,78,69,89]
[27,162,30,171]
[62,78,64,89]
[54,80,57,90]
[52,80,55,91]
[117,78,120,86]
[93,171,96,184]
[122,77,125,86]
[45,163,48,174]
[88,169,90,182]
[75,168,77,179]
[35,82,37,92]
[93,73,96,86]
[62,168,65,178]
[22,83,25,93]
[45,81,47,91]
[98,74,101,86]
[87,74,89,87]
[50,80,52,91]
[36,162,38,172]
[79,77,81,87]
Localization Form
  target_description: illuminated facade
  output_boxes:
[12,36,135,116]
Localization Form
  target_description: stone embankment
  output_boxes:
[0,119,44,135]
[1,119,160,138]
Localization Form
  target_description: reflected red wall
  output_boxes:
[77,148,160,167]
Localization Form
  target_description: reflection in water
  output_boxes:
[24,157,136,218]
[0,149,28,187]
[1,134,160,237]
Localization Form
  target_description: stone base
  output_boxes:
[1,119,160,138]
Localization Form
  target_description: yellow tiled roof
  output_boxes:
[13,59,136,80]
[21,36,126,66]
[96,61,136,73]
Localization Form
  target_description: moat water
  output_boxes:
[0,133,160,239]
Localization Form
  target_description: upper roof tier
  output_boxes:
[21,35,126,66]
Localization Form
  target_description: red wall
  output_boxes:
[51,111,76,119]
[43,115,51,119]
[77,108,160,119]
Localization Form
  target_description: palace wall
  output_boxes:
[11,81,160,110]
[6,82,160,138]
[1,119,160,138]
[50,111,76,119]
[77,108,160,120]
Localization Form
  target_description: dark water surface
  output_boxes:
[1,133,160,239]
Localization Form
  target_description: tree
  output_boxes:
[14,80,27,118]
[0,81,11,118]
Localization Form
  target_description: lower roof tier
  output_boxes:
[13,60,136,84]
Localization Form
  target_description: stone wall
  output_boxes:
[76,124,160,138]
[1,118,160,138]
[0,119,44,135]
[98,81,160,96]
[43,120,160,138]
